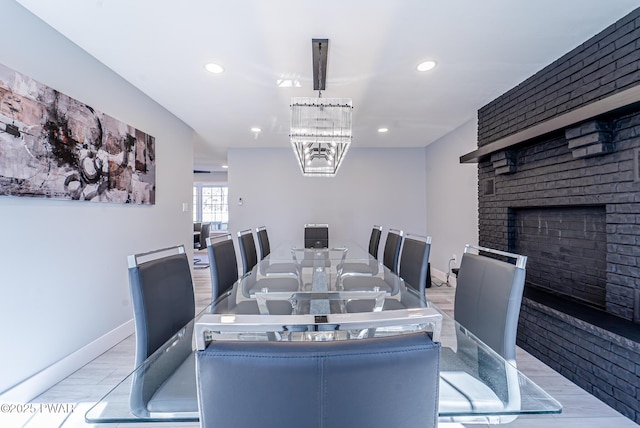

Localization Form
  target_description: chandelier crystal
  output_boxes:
[290,97,353,177]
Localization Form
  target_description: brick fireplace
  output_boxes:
[462,7,640,423]
[512,205,608,309]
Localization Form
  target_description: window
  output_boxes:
[193,185,228,230]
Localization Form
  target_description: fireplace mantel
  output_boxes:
[461,84,640,163]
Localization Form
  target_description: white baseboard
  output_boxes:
[0,319,134,403]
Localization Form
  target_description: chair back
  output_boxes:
[128,245,195,366]
[304,223,329,248]
[382,229,403,274]
[454,245,527,362]
[237,229,258,274]
[196,332,440,428]
[398,234,432,297]
[127,246,196,416]
[197,222,212,250]
[193,222,201,248]
[206,234,239,301]
[368,225,383,258]
[255,226,271,260]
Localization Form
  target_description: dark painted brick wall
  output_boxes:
[476,7,640,424]
[478,7,640,147]
[518,299,640,423]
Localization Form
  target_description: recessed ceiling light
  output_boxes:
[250,127,261,133]
[416,60,437,72]
[205,63,224,74]
[378,128,389,133]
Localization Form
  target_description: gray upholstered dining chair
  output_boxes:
[304,223,329,248]
[368,224,383,258]
[344,234,431,312]
[453,244,527,363]
[206,234,238,301]
[194,222,212,268]
[237,228,258,274]
[193,222,202,247]
[439,244,527,424]
[255,225,271,260]
[255,226,299,276]
[194,222,211,251]
[341,229,403,290]
[206,235,293,315]
[338,225,383,276]
[382,228,403,274]
[196,332,440,428]
[127,245,198,417]
[397,234,432,297]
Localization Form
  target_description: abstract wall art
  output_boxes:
[0,62,155,204]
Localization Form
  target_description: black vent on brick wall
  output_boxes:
[482,178,494,196]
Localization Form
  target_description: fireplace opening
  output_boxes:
[510,205,607,310]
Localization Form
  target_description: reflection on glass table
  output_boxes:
[85,243,561,424]
[196,307,442,344]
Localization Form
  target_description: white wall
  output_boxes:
[228,148,427,254]
[0,1,194,398]
[193,171,228,184]
[425,118,479,279]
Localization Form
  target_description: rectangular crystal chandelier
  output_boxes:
[290,97,352,177]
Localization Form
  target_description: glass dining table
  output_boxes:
[85,242,562,424]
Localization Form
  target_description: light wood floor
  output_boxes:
[7,256,639,427]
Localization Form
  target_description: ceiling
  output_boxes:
[16,0,640,172]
